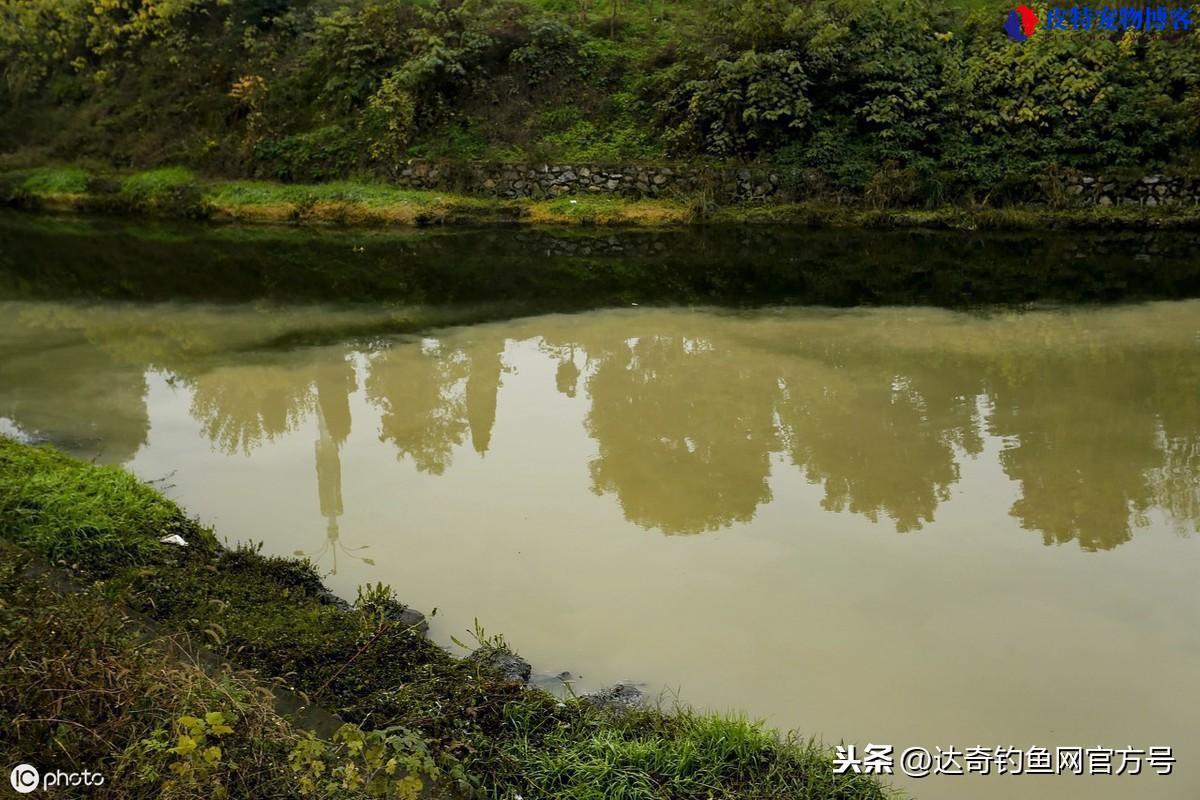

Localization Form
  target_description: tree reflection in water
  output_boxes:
[1,302,1197,552]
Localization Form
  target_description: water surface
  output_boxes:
[2,217,1199,799]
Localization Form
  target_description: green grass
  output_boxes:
[121,167,198,198]
[505,707,880,800]
[0,546,302,799]
[20,165,90,195]
[0,436,894,800]
[0,440,215,572]
[204,179,452,208]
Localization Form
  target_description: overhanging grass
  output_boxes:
[0,436,895,799]
[0,439,215,572]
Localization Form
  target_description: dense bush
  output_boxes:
[2,0,1198,196]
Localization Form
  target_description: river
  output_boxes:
[1,213,1198,799]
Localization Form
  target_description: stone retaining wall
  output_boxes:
[391,162,1200,207]
[1066,173,1200,207]
[393,161,786,201]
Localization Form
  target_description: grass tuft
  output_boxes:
[0,438,216,573]
[121,167,198,198]
[21,166,90,195]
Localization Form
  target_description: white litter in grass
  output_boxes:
[160,534,188,546]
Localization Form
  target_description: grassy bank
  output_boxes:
[7,165,1200,231]
[0,165,694,227]
[0,436,893,800]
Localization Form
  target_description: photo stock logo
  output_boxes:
[9,764,39,794]
[9,763,105,793]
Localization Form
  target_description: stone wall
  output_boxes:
[393,161,786,201]
[1066,173,1200,207]
[389,161,1200,207]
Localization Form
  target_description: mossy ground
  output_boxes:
[7,165,1200,231]
[0,436,893,799]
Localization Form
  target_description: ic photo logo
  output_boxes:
[9,763,105,793]
[9,764,39,794]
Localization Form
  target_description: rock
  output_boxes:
[383,600,428,636]
[313,588,352,611]
[583,683,646,714]
[1146,196,1159,206]
[1142,175,1160,184]
[1082,176,1095,185]
[468,646,531,683]
[1155,185,1168,195]
[1098,195,1113,206]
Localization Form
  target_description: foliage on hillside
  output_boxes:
[2,0,1199,197]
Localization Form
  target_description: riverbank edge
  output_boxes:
[0,435,894,800]
[6,165,1200,231]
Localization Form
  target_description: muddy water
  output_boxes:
[1,296,1198,799]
